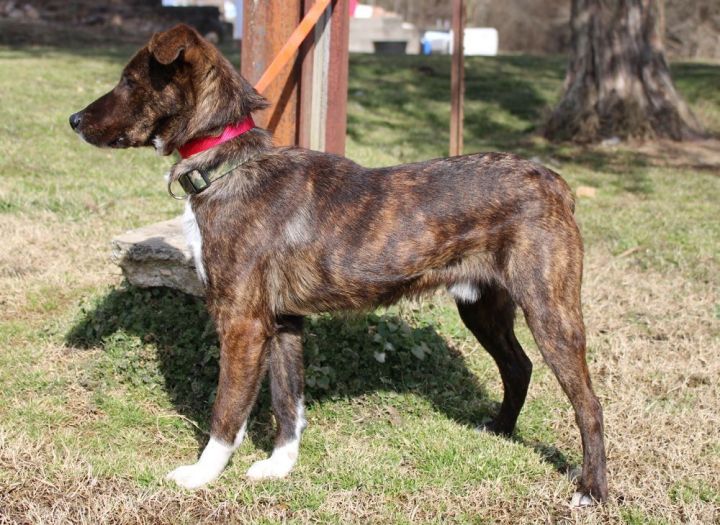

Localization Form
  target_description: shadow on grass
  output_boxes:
[538,145,656,195]
[66,285,584,477]
[344,53,705,199]
[672,62,720,115]
[66,286,500,453]
[346,54,554,156]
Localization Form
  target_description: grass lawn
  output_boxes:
[0,40,719,524]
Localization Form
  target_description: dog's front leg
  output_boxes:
[247,315,306,480]
[167,316,271,489]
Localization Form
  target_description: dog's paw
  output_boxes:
[166,463,220,490]
[476,417,512,437]
[570,491,595,508]
[246,456,294,481]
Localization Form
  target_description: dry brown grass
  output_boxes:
[1,242,718,524]
[0,430,304,525]
[0,213,119,326]
[569,249,718,523]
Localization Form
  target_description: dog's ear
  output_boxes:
[148,24,199,65]
[239,76,271,114]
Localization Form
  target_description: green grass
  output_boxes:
[1,43,719,523]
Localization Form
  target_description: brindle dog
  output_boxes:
[70,24,607,505]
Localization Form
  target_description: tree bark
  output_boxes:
[545,0,704,143]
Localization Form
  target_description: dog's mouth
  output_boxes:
[71,113,138,149]
[108,135,130,148]
[76,130,132,149]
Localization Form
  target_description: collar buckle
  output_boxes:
[167,160,245,200]
[167,169,211,200]
[179,169,211,195]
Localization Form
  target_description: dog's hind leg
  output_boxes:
[167,315,271,489]
[514,248,608,505]
[454,284,532,436]
[247,315,306,480]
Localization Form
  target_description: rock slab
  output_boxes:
[111,216,204,297]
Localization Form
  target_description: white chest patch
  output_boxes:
[448,282,480,303]
[182,201,207,283]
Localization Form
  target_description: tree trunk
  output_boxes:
[545,0,704,143]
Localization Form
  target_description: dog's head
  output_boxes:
[69,24,268,155]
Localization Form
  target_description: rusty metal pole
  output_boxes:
[242,0,302,146]
[449,0,465,157]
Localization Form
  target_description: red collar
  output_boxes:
[177,116,256,159]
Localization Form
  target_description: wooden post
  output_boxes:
[299,0,350,154]
[242,0,349,154]
[241,0,302,146]
[449,0,465,157]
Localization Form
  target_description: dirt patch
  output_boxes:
[631,138,720,173]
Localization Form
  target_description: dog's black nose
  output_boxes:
[69,112,82,130]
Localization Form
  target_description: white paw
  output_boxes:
[246,455,294,480]
[166,436,237,489]
[570,491,595,507]
[166,462,221,489]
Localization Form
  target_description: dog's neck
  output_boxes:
[178,116,256,159]
[168,124,273,193]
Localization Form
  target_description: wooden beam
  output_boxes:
[324,0,350,155]
[298,0,324,151]
[241,0,349,153]
[241,0,302,147]
[449,0,465,157]
[299,0,350,155]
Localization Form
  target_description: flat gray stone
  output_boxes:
[111,217,204,296]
